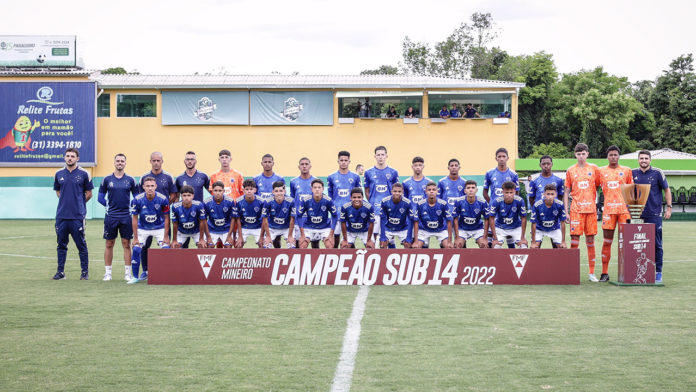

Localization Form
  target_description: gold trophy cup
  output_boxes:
[620,184,651,224]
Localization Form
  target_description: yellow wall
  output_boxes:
[0,85,518,179]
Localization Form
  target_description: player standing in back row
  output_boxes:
[483,147,519,248]
[598,145,633,282]
[364,146,399,243]
[564,143,601,282]
[327,151,362,247]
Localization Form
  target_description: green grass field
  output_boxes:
[1,220,695,391]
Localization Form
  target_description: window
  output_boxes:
[97,93,110,117]
[117,94,157,117]
[428,92,512,118]
[337,92,422,118]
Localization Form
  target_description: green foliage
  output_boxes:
[360,65,399,75]
[401,12,497,78]
[101,67,139,75]
[527,142,572,159]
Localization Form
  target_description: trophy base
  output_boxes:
[626,218,644,224]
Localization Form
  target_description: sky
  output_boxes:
[3,0,694,82]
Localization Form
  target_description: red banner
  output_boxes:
[148,248,580,285]
[618,223,656,284]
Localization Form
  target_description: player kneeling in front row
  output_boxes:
[262,181,297,248]
[203,181,236,248]
[235,179,266,248]
[297,179,338,249]
[379,183,413,249]
[412,182,453,249]
[452,180,489,248]
[171,185,208,248]
[129,176,171,283]
[339,188,375,248]
[530,184,567,249]
[489,181,528,248]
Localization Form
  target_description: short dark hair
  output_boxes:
[495,148,508,157]
[262,153,274,160]
[219,149,231,157]
[539,155,552,163]
[338,150,350,159]
[392,182,403,190]
[311,178,324,187]
[242,179,256,189]
[180,185,194,195]
[465,180,477,187]
[412,156,424,164]
[114,153,126,160]
[350,187,363,196]
[638,149,651,158]
[606,145,620,155]
[272,181,285,189]
[212,181,225,190]
[574,143,589,153]
[299,157,310,164]
[65,148,79,157]
[426,181,438,188]
[374,145,387,154]
[142,176,156,184]
[448,158,460,166]
[544,183,557,192]
[185,151,196,156]
[502,181,516,191]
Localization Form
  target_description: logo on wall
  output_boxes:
[194,97,217,121]
[510,254,529,278]
[280,97,303,122]
[27,86,63,105]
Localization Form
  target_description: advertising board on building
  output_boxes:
[161,91,249,125]
[250,91,333,125]
[0,82,96,166]
[0,35,76,67]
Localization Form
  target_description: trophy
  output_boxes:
[620,184,651,224]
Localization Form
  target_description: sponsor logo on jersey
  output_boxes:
[542,221,555,228]
[464,217,477,225]
[338,189,349,197]
[145,214,157,223]
[376,184,388,193]
[311,216,322,224]
[388,217,401,225]
[577,180,589,189]
[244,217,257,224]
[427,221,439,229]
[214,218,226,227]
[607,180,619,189]
[351,222,363,230]
[503,217,514,225]
[182,221,195,229]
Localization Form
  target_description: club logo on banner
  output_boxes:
[194,97,217,121]
[510,254,529,278]
[197,254,216,278]
[281,97,303,122]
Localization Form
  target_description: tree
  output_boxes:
[649,54,696,154]
[101,67,128,74]
[547,67,648,157]
[360,65,399,75]
[527,142,572,159]
[400,12,497,78]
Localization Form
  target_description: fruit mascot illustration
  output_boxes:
[0,116,40,152]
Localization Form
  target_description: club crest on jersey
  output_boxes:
[109,181,114,188]
[254,206,260,212]
[282,207,288,213]
[155,204,160,209]
[553,210,558,216]
[223,207,229,212]
[360,213,367,218]
[505,177,511,181]
[399,208,405,213]
[436,210,442,216]
[474,208,480,214]
[512,207,517,212]
[190,211,197,217]
[587,172,593,176]
[386,174,392,180]
[280,97,303,122]
[194,97,217,121]
[458,185,463,191]
[321,206,327,211]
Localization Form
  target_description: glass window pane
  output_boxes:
[97,93,110,117]
[117,94,157,117]
[428,93,512,118]
[338,96,422,118]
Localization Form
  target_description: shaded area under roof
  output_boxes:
[621,148,696,160]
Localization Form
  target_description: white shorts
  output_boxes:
[209,231,231,246]
[346,231,369,245]
[534,229,562,244]
[418,229,449,244]
[137,228,166,247]
[494,226,526,247]
[384,230,409,245]
[241,228,262,243]
[372,216,381,234]
[303,228,332,242]
[458,228,485,241]
[175,231,199,244]
[269,227,290,241]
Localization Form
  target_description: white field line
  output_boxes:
[330,285,370,392]
[0,235,52,240]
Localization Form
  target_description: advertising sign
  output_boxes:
[0,82,96,166]
[617,223,656,284]
[149,248,580,285]
[0,35,76,67]
[250,91,333,125]
[162,91,249,125]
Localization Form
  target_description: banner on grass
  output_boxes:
[250,91,333,125]
[148,248,580,285]
[0,81,96,166]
